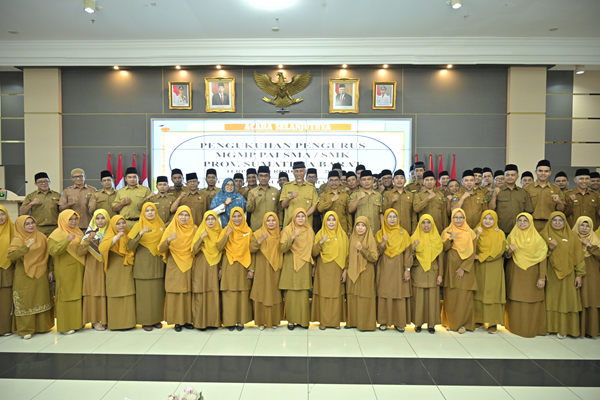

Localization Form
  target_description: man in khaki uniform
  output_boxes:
[113,167,151,228]
[481,167,494,191]
[413,171,448,233]
[167,168,189,197]
[590,172,600,194]
[379,169,394,193]
[20,172,61,236]
[554,171,569,194]
[89,170,117,218]
[278,172,289,190]
[233,173,245,193]
[523,160,567,231]
[345,171,360,196]
[488,164,533,234]
[521,171,534,188]
[240,168,258,200]
[493,170,505,188]
[450,170,488,229]
[473,167,483,187]
[246,166,283,231]
[565,168,600,229]
[139,176,176,224]
[356,164,365,180]
[306,168,323,232]
[317,171,351,234]
[280,161,319,227]
[318,163,345,193]
[348,170,383,234]
[438,171,450,195]
[58,168,96,229]
[406,161,425,193]
[199,168,220,206]
[382,169,417,233]
[174,172,209,226]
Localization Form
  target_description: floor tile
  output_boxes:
[0,331,62,353]
[0,378,54,400]
[457,337,527,358]
[60,354,142,381]
[356,336,417,358]
[504,386,580,400]
[0,353,86,379]
[477,359,561,386]
[120,354,196,382]
[420,358,499,386]
[533,359,600,387]
[253,335,308,357]
[246,356,308,384]
[100,380,180,400]
[145,332,210,355]
[0,352,35,375]
[258,324,308,336]
[508,338,583,359]
[39,331,116,353]
[200,335,259,356]
[308,357,370,384]
[183,355,252,383]
[364,358,434,385]
[405,336,472,358]
[307,335,362,357]
[241,383,308,400]
[552,336,600,359]
[175,382,244,400]
[307,324,357,336]
[32,379,116,400]
[447,326,505,338]
[567,387,600,400]
[437,385,512,399]
[92,332,162,354]
[373,384,445,399]
[308,383,377,400]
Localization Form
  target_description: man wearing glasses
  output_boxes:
[20,172,61,236]
[89,170,117,218]
[59,168,97,229]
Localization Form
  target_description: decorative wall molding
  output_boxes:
[1,37,600,67]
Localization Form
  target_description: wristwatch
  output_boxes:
[406,268,411,271]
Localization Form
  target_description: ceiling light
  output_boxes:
[175,65,181,69]
[342,64,347,68]
[447,0,462,9]
[247,0,296,10]
[278,64,283,68]
[383,64,388,68]
[113,66,119,70]
[447,64,453,68]
[549,27,558,31]
[575,65,585,75]
[216,65,221,69]
[8,30,19,34]
[84,0,96,13]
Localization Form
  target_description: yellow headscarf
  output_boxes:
[49,210,85,265]
[441,208,476,260]
[159,206,196,272]
[411,214,444,272]
[314,211,349,269]
[375,208,412,258]
[253,212,283,271]
[99,215,134,271]
[128,202,166,256]
[280,208,315,271]
[348,216,378,282]
[572,216,600,258]
[82,209,110,262]
[507,213,548,271]
[8,216,49,278]
[217,207,252,268]
[540,211,585,280]
[191,210,223,266]
[0,205,14,270]
[475,210,506,262]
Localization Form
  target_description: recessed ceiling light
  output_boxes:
[447,64,453,68]
[216,65,221,69]
[84,0,96,13]
[8,30,19,34]
[175,65,181,69]
[342,64,347,68]
[447,0,462,9]
[575,65,585,75]
[278,64,283,68]
[113,66,119,70]
[247,0,296,10]
[383,64,388,68]
[549,27,558,31]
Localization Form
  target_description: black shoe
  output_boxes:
[228,326,235,331]
[585,334,592,338]
[183,323,194,330]
[236,324,244,331]
[174,324,182,332]
[428,327,435,334]
[288,323,295,331]
[395,326,405,333]
[415,326,422,333]
[299,325,308,329]
[198,328,207,332]
[344,325,352,329]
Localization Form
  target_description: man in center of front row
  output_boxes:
[450,169,488,229]
[382,169,417,233]
[113,167,151,229]
[348,170,383,234]
[280,161,319,228]
[488,164,533,234]
[523,159,566,232]
[413,170,447,233]
[246,166,283,231]
[172,172,208,225]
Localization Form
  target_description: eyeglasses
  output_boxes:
[24,221,36,227]
[36,180,50,184]
[72,175,84,179]
[453,216,465,220]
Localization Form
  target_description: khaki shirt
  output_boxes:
[20,189,61,227]
[318,182,348,194]
[167,185,189,197]
[317,190,351,233]
[565,188,600,229]
[139,193,176,225]
[246,185,283,231]
[450,187,489,229]
[412,189,448,234]
[405,181,422,193]
[239,185,257,200]
[382,188,417,233]
[92,189,117,219]
[199,187,220,207]
[493,184,533,234]
[59,184,96,229]
[279,180,319,227]
[180,189,209,226]
[524,181,566,223]
[113,185,151,222]
[349,188,383,234]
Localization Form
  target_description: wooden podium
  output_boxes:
[0,190,24,221]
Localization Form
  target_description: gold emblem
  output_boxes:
[253,70,311,107]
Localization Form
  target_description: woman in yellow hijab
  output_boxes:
[0,205,15,336]
[440,208,477,334]
[158,206,196,332]
[572,216,600,338]
[8,216,54,339]
[217,207,253,331]
[249,212,283,330]
[99,215,135,330]
[410,214,444,334]
[541,211,585,338]
[473,210,507,334]
[49,210,85,334]
[128,203,167,331]
[375,209,412,332]
[505,212,549,338]
[312,211,349,330]
[191,210,223,330]
[279,208,315,330]
[78,209,110,331]
[346,217,378,331]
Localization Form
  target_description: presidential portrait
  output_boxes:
[168,81,192,110]
[205,77,236,112]
[372,81,397,110]
[329,78,359,114]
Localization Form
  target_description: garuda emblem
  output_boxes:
[253,70,311,108]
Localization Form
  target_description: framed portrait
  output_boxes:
[372,81,397,110]
[168,81,192,110]
[205,77,236,113]
[329,78,359,114]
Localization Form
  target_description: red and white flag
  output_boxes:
[141,153,148,187]
[451,153,456,180]
[437,153,443,187]
[116,153,125,190]
[429,153,434,175]
[131,153,137,169]
[107,153,113,175]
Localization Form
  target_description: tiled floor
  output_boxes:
[0,322,599,399]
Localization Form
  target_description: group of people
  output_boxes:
[1,158,599,341]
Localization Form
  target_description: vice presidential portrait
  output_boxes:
[329,78,359,113]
